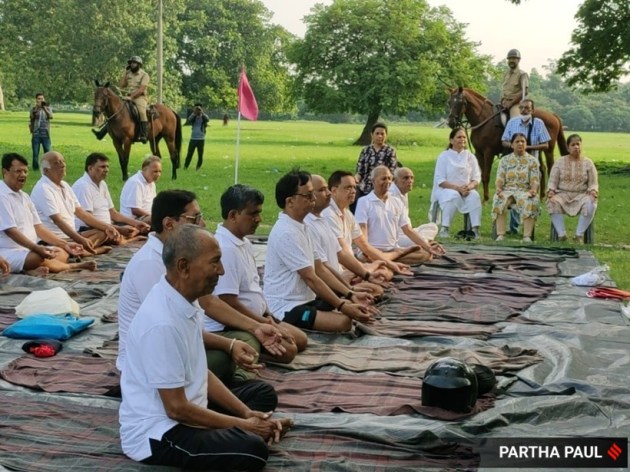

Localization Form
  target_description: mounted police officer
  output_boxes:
[500,49,529,121]
[92,55,150,143]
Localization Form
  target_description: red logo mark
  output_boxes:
[607,443,622,461]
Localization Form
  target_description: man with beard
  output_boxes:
[501,49,529,120]
[93,56,150,143]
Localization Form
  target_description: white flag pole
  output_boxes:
[235,111,242,184]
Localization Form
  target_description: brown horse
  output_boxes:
[447,87,568,201]
[92,80,182,181]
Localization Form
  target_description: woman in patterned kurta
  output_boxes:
[546,133,598,242]
[492,133,540,242]
[354,122,398,199]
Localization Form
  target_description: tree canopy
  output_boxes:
[0,0,293,112]
[288,0,494,143]
[508,0,630,92]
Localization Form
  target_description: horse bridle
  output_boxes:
[93,87,125,124]
[448,91,468,129]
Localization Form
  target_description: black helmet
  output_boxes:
[506,49,521,59]
[128,55,143,66]
[422,357,478,412]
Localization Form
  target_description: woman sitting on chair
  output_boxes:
[431,127,482,239]
[492,133,540,243]
[546,133,598,243]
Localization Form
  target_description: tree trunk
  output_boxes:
[353,109,381,145]
[0,84,5,110]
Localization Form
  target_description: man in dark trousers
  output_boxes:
[184,103,209,170]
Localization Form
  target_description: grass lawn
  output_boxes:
[1,111,629,287]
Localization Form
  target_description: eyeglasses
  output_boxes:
[180,213,204,225]
[293,192,315,200]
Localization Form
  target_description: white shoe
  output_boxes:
[522,237,532,243]
[495,235,504,241]
[438,227,450,239]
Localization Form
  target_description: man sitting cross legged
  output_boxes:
[0,152,95,275]
[31,151,115,256]
[322,170,413,276]
[120,224,292,470]
[118,189,285,390]
[305,174,387,298]
[263,169,373,333]
[72,152,150,244]
[214,184,308,363]
[355,166,444,264]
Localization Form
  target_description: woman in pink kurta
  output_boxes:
[546,134,598,242]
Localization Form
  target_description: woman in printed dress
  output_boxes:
[492,133,540,243]
[546,134,598,242]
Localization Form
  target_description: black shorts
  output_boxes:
[283,299,335,329]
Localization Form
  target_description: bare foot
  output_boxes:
[24,266,50,277]
[71,260,97,271]
[118,235,147,245]
[394,245,421,259]
[94,246,112,255]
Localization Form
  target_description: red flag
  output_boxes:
[238,68,258,121]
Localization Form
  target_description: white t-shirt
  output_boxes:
[355,191,409,251]
[0,180,40,249]
[321,198,362,249]
[304,212,341,272]
[119,275,208,462]
[120,171,155,218]
[117,233,221,370]
[263,212,317,319]
[72,172,114,228]
[31,175,81,240]
[212,224,267,327]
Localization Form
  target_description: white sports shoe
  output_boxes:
[438,227,450,239]
[522,237,532,243]
[495,235,505,241]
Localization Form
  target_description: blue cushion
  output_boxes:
[2,314,95,341]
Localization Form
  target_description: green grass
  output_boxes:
[1,111,629,286]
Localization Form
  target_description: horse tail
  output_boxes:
[555,114,569,155]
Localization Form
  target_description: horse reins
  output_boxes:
[452,93,501,152]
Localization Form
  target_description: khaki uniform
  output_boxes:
[501,67,528,119]
[120,69,150,121]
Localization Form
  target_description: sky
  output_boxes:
[260,0,584,74]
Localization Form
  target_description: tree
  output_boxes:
[508,0,630,92]
[174,0,294,113]
[288,0,494,144]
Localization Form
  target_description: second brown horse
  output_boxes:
[447,87,567,201]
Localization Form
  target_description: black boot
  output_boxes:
[91,124,109,141]
[138,121,148,143]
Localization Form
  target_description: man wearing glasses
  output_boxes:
[264,169,373,332]
[120,155,162,224]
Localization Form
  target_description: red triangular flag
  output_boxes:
[238,68,259,121]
